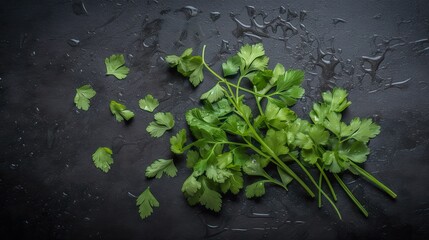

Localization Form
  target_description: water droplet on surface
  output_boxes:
[210,12,221,22]
[332,18,346,24]
[179,6,200,20]
[246,5,256,17]
[67,39,80,47]
[72,0,88,16]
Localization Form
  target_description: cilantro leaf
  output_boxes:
[301,148,320,165]
[222,55,241,77]
[220,170,243,194]
[92,147,113,173]
[322,88,351,112]
[105,54,129,80]
[277,167,293,189]
[109,100,135,122]
[309,103,329,125]
[186,150,199,168]
[323,112,342,136]
[181,175,202,195]
[166,48,204,86]
[206,165,233,183]
[263,129,289,156]
[74,84,96,111]
[322,151,349,173]
[199,181,222,212]
[139,94,159,112]
[237,43,268,73]
[339,140,370,163]
[145,159,178,178]
[200,83,225,103]
[265,100,297,129]
[245,181,266,198]
[146,112,175,138]
[170,129,187,154]
[343,118,381,143]
[137,187,159,219]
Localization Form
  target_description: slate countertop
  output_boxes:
[1,0,428,239]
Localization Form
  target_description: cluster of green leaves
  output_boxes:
[164,43,396,218]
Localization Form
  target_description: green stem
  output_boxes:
[316,163,338,201]
[350,162,397,199]
[201,45,315,198]
[318,172,323,208]
[289,153,342,219]
[333,173,369,217]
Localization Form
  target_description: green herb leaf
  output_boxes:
[145,159,178,178]
[137,187,159,219]
[170,129,187,154]
[245,181,266,198]
[146,112,175,138]
[92,147,113,173]
[109,100,135,122]
[74,84,96,111]
[181,175,202,195]
[105,54,129,80]
[200,83,224,103]
[322,88,351,112]
[263,129,289,156]
[199,181,222,212]
[139,94,159,112]
[222,55,241,77]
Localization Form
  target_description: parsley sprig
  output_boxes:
[165,43,396,218]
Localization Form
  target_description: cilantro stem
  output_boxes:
[318,172,323,208]
[316,163,338,201]
[350,162,397,199]
[201,45,315,198]
[289,153,342,219]
[333,173,369,217]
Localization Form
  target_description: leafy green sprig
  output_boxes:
[165,43,396,218]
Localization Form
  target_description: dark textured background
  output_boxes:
[1,0,429,239]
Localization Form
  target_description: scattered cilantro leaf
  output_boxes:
[137,187,159,219]
[145,159,178,178]
[139,94,159,112]
[92,147,113,173]
[110,100,135,122]
[146,112,175,138]
[105,54,129,80]
[74,84,96,111]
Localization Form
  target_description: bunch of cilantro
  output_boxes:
[162,43,397,219]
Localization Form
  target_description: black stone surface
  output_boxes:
[1,0,429,239]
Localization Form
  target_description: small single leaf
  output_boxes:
[105,54,129,80]
[110,100,135,122]
[139,95,159,112]
[74,84,96,111]
[136,187,159,219]
[145,159,178,178]
[92,147,113,173]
